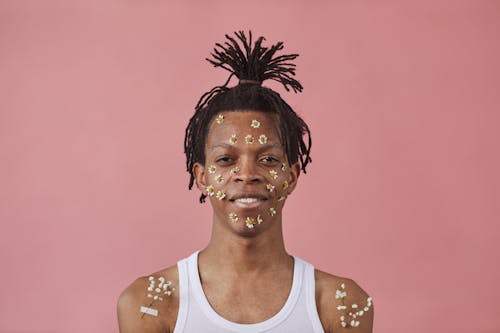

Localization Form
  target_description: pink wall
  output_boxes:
[1,1,499,332]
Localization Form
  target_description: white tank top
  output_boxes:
[173,251,325,333]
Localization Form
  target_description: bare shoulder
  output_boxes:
[315,269,374,333]
[117,264,179,333]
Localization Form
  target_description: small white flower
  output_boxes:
[257,215,263,224]
[245,217,255,229]
[251,119,260,128]
[281,163,287,171]
[341,322,347,328]
[282,180,289,189]
[266,184,275,192]
[154,295,159,300]
[337,305,347,310]
[229,134,237,144]
[155,288,161,293]
[147,293,153,298]
[158,276,165,282]
[215,174,223,184]
[268,207,276,216]
[148,286,153,291]
[258,134,267,144]
[245,134,254,144]
[229,212,238,223]
[208,165,216,174]
[206,185,215,196]
[352,304,358,308]
[230,166,240,174]
[148,276,154,281]
[340,283,345,289]
[216,190,226,200]
[277,196,286,202]
[269,170,278,179]
[364,306,369,311]
[216,114,224,124]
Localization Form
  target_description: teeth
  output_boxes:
[236,198,258,203]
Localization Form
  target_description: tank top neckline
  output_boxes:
[187,250,304,332]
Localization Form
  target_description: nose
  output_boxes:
[234,159,263,184]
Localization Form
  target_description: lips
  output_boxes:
[229,194,268,209]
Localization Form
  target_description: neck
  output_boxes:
[199,213,292,277]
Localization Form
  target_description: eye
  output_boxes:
[216,156,234,164]
[260,156,279,164]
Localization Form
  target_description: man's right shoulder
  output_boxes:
[117,264,180,333]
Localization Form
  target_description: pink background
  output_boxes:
[1,1,499,332]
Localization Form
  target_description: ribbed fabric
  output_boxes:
[173,251,325,333]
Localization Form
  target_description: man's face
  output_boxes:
[193,110,299,233]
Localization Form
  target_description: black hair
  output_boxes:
[184,30,312,203]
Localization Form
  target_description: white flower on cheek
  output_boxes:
[216,190,226,200]
[215,174,224,184]
[268,207,276,216]
[208,165,216,174]
[206,185,215,196]
[281,163,287,171]
[257,215,263,224]
[266,184,275,192]
[282,180,289,189]
[230,167,240,174]
[269,170,278,179]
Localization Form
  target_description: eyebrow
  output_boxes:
[211,143,283,151]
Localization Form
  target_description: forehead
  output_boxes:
[206,110,281,147]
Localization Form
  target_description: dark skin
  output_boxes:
[117,111,374,333]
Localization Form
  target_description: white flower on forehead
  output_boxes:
[281,163,287,171]
[245,134,254,144]
[269,170,278,179]
[266,184,275,192]
[215,174,224,184]
[230,166,240,174]
[206,185,215,196]
[251,119,260,128]
[245,217,255,229]
[229,134,237,144]
[229,212,238,223]
[257,215,263,224]
[258,134,267,144]
[216,114,224,124]
[282,180,289,189]
[208,165,216,174]
[216,190,226,200]
[268,207,276,216]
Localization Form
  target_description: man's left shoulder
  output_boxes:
[314,269,374,333]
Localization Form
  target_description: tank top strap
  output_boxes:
[173,257,189,333]
[302,259,326,333]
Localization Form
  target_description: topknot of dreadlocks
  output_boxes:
[206,30,303,93]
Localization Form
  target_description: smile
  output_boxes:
[229,196,267,209]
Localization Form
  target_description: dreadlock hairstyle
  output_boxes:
[184,30,312,203]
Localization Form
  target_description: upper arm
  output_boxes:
[317,273,374,333]
[331,279,374,333]
[117,278,167,333]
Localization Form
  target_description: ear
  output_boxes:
[285,162,301,195]
[193,162,207,191]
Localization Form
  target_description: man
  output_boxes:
[117,31,374,333]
